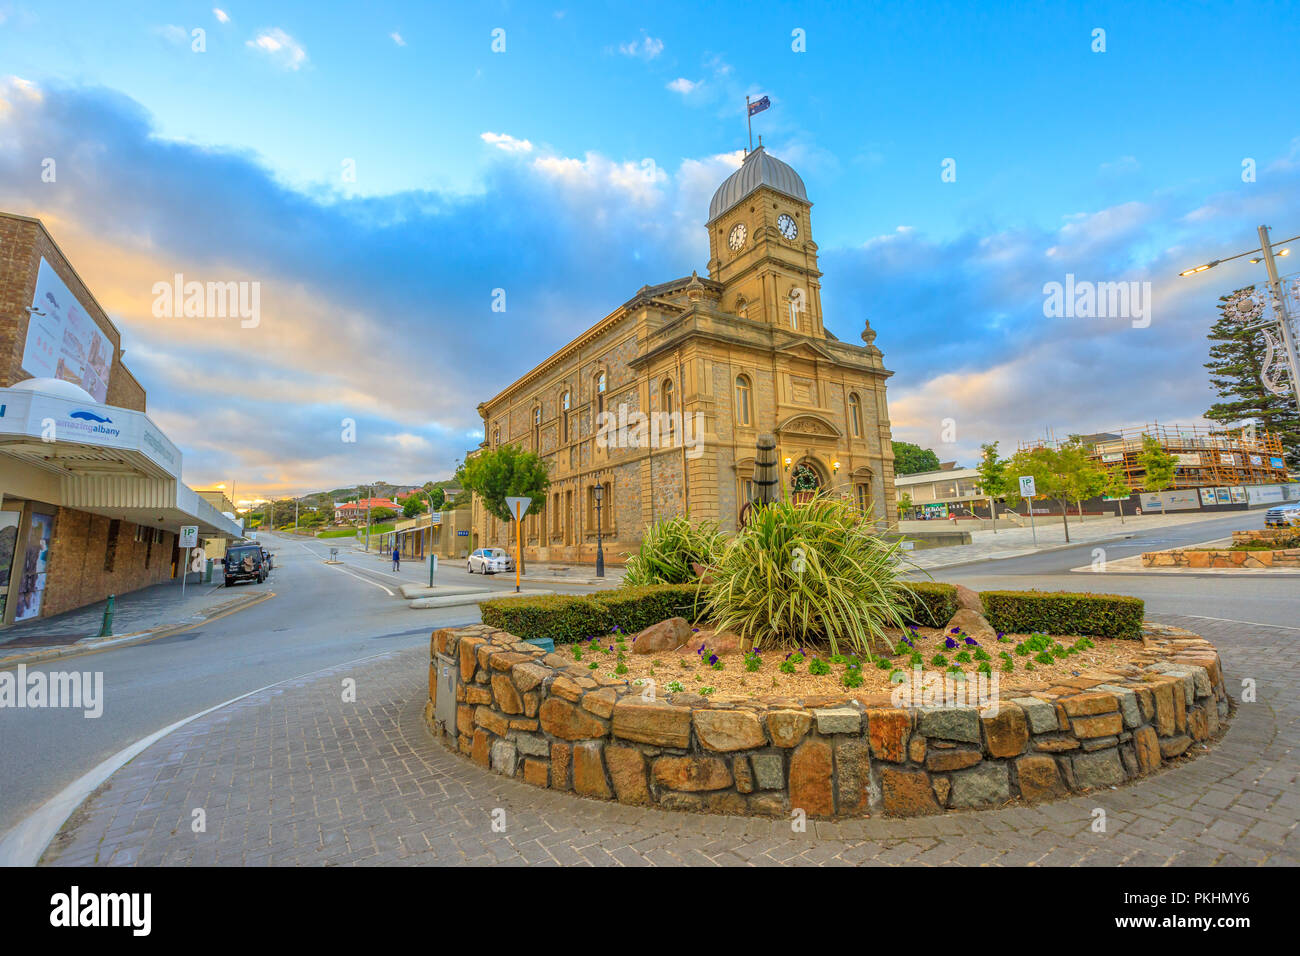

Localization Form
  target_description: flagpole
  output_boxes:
[746,95,752,153]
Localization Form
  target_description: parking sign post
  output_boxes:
[1017,477,1037,547]
[179,525,199,597]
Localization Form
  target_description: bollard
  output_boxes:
[98,594,115,638]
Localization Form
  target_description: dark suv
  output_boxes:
[224,542,269,586]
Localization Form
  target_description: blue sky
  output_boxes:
[1,1,1298,500]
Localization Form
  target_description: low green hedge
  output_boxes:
[980,590,1144,640]
[480,583,705,644]
[898,582,959,627]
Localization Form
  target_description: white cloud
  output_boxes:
[246,28,308,70]
[390,31,406,47]
[480,131,533,153]
[619,33,664,60]
[158,24,189,46]
[213,8,230,24]
[667,78,699,95]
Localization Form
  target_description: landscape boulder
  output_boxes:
[631,617,691,655]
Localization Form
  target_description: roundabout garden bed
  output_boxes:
[424,603,1230,817]
[425,502,1231,817]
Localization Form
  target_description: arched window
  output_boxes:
[596,371,606,414]
[662,378,674,415]
[561,390,571,443]
[735,295,748,320]
[493,425,500,448]
[532,405,541,451]
[848,392,862,438]
[735,374,752,426]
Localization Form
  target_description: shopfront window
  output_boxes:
[15,512,54,622]
[0,511,19,622]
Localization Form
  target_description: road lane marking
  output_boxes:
[1175,613,1300,632]
[0,650,399,867]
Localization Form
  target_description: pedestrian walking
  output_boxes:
[392,545,401,572]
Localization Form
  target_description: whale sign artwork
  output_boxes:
[21,258,113,402]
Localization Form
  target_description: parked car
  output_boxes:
[467,547,514,574]
[224,542,269,586]
[1264,503,1300,528]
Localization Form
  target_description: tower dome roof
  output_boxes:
[708,146,807,223]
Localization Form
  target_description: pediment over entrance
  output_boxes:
[776,412,841,439]
[775,340,837,362]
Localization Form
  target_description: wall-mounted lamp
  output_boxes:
[832,460,841,475]
[784,456,792,469]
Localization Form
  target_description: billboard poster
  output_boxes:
[1218,452,1237,466]
[1230,486,1247,504]
[21,258,113,402]
[1214,487,1231,504]
[1271,457,1286,470]
[1199,488,1217,506]
[14,512,54,622]
[1174,453,1201,467]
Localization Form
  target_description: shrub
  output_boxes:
[480,583,704,644]
[981,590,1144,639]
[898,581,959,627]
[622,516,726,586]
[702,496,911,656]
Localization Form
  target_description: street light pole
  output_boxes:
[1257,225,1300,411]
[364,484,371,552]
[594,483,605,578]
[1180,226,1299,413]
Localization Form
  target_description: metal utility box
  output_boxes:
[433,653,458,737]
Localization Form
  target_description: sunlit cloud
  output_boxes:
[247,28,308,70]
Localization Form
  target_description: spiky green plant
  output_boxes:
[621,515,726,586]
[701,495,910,657]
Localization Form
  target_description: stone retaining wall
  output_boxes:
[423,623,1230,817]
[1232,529,1299,545]
[1142,548,1300,568]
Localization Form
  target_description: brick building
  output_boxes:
[470,147,896,564]
[0,212,241,626]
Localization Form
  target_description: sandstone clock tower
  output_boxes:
[706,145,825,337]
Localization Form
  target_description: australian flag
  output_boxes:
[748,95,771,116]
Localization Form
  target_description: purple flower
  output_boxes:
[950,627,962,635]
[964,637,979,646]
[945,637,958,650]
[709,654,718,665]
[692,628,700,633]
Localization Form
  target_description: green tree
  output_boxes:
[1204,287,1300,469]
[402,496,427,519]
[459,445,551,571]
[427,487,446,511]
[370,507,397,523]
[897,492,913,519]
[975,441,1009,528]
[1137,434,1178,492]
[1101,466,1133,523]
[1003,437,1106,543]
[891,440,941,475]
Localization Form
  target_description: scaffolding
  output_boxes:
[1019,422,1289,492]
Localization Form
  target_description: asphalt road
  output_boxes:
[1,512,1292,840]
[0,532,489,834]
[904,510,1299,630]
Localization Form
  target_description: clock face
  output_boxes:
[728,222,747,251]
[777,214,798,240]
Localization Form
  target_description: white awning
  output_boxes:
[0,387,243,538]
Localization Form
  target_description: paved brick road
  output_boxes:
[40,615,1298,866]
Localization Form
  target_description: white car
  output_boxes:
[1264,503,1300,528]
[467,547,514,574]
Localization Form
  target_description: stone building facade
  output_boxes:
[470,148,896,564]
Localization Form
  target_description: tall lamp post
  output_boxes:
[1180,226,1299,412]
[593,483,605,578]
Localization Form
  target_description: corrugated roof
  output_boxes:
[708,146,808,223]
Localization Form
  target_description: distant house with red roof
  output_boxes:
[334,498,400,523]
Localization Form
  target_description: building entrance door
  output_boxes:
[0,509,20,623]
